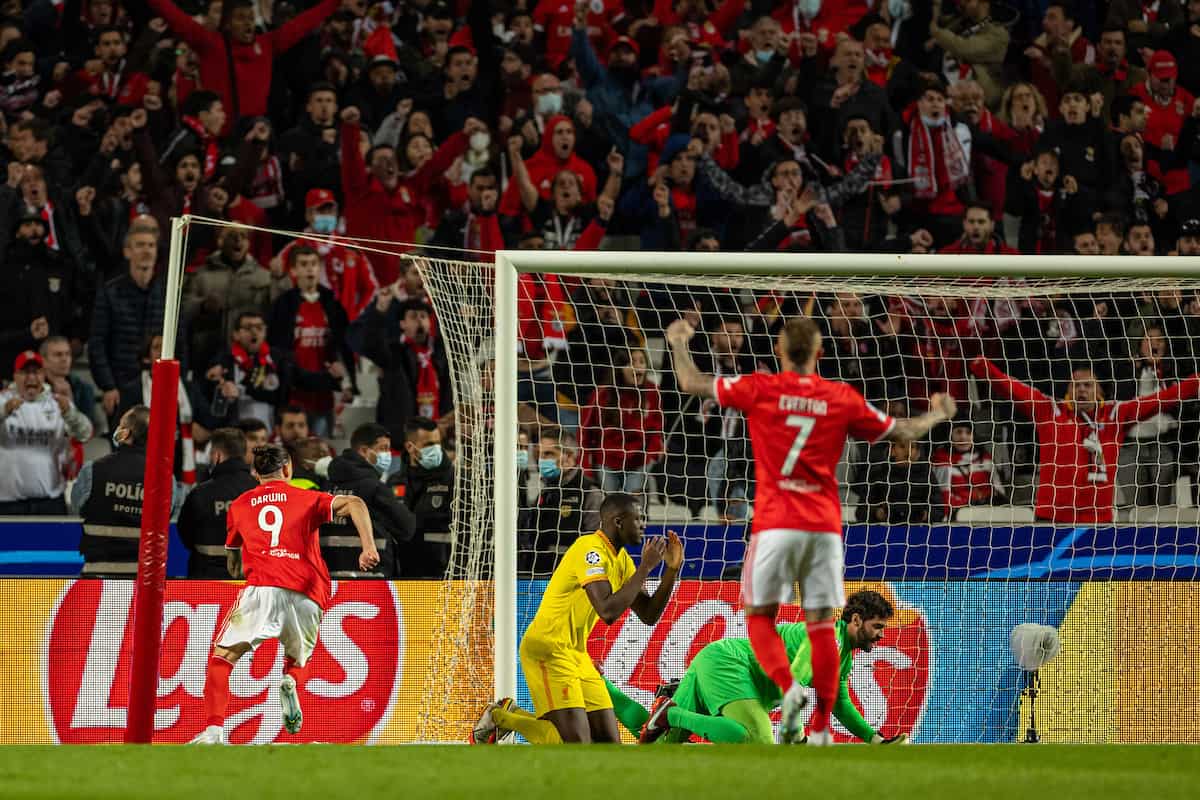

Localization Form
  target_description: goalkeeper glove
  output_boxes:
[870,733,909,744]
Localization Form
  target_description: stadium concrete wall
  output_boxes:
[0,579,1195,744]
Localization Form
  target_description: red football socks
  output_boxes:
[806,618,838,732]
[283,656,302,681]
[202,654,235,728]
[747,613,794,693]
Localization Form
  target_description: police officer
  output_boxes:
[70,406,179,578]
[321,423,414,578]
[177,428,257,578]
[392,416,454,577]
[520,427,601,577]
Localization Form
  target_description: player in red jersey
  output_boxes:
[666,316,954,745]
[191,444,378,744]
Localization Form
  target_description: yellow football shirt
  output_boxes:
[522,530,636,653]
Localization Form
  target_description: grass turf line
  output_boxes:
[0,744,1195,800]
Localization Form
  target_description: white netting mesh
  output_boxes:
[178,218,1200,743]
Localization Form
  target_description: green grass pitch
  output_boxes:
[0,745,1195,799]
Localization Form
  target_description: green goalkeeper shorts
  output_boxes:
[674,640,774,718]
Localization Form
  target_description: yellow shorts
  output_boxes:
[520,637,612,718]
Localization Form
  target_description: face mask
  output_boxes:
[888,0,910,20]
[538,458,561,480]
[312,213,337,234]
[301,290,321,303]
[515,449,529,471]
[469,131,490,152]
[535,92,562,116]
[755,49,775,64]
[111,429,124,449]
[920,114,945,128]
[418,443,443,470]
[373,450,392,474]
[797,0,821,20]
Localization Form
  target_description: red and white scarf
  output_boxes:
[907,115,969,200]
[402,336,440,418]
[181,115,218,178]
[141,371,196,484]
[38,201,58,250]
[249,155,284,210]
[99,60,126,100]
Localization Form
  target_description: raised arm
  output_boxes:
[968,355,1056,423]
[146,0,219,51]
[506,136,540,213]
[269,0,339,53]
[1117,374,1200,425]
[583,538,664,624]
[886,393,956,442]
[339,108,370,200]
[665,319,716,398]
[331,494,380,572]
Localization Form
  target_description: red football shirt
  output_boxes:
[714,372,894,535]
[225,480,336,608]
[291,299,333,414]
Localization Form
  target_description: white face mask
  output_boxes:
[921,114,946,128]
[469,131,490,152]
[535,92,562,116]
[797,0,821,21]
[888,0,911,21]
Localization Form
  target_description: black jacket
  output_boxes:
[392,455,455,578]
[519,467,602,578]
[267,286,355,385]
[359,305,452,444]
[88,272,168,392]
[177,458,258,578]
[321,449,415,578]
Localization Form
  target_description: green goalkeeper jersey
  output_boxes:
[676,621,875,742]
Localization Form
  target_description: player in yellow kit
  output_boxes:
[475,492,682,743]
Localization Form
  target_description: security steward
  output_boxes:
[519,427,601,577]
[391,416,454,578]
[321,423,414,577]
[177,428,257,578]
[70,405,179,578]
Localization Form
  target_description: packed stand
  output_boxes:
[2,0,1200,577]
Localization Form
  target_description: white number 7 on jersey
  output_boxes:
[258,504,283,547]
[781,415,816,477]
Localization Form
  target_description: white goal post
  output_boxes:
[489,250,1199,703]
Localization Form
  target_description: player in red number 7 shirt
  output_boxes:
[190,443,379,744]
[666,316,955,745]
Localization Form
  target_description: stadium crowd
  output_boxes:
[1,0,1200,577]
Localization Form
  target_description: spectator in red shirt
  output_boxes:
[932,420,1007,517]
[277,188,378,321]
[65,25,148,107]
[1132,49,1197,194]
[267,245,353,437]
[148,0,340,133]
[339,105,479,284]
[580,348,664,494]
[969,355,1200,523]
[893,80,972,247]
[499,114,597,217]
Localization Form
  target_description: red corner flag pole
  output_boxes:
[125,216,188,744]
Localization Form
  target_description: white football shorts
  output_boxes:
[741,529,845,610]
[215,585,323,667]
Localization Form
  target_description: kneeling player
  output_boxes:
[634,589,908,744]
[191,444,379,744]
[475,493,682,743]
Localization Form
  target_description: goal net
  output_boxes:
[417,250,1200,744]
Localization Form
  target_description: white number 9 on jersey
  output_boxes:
[258,504,283,547]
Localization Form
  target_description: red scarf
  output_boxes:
[1142,1,1159,23]
[249,155,284,210]
[1035,187,1057,253]
[181,115,217,178]
[907,114,969,201]
[864,48,893,88]
[403,336,440,418]
[845,151,893,189]
[231,341,273,371]
[126,196,150,222]
[1097,59,1129,83]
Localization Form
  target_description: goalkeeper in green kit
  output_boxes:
[603,590,910,744]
